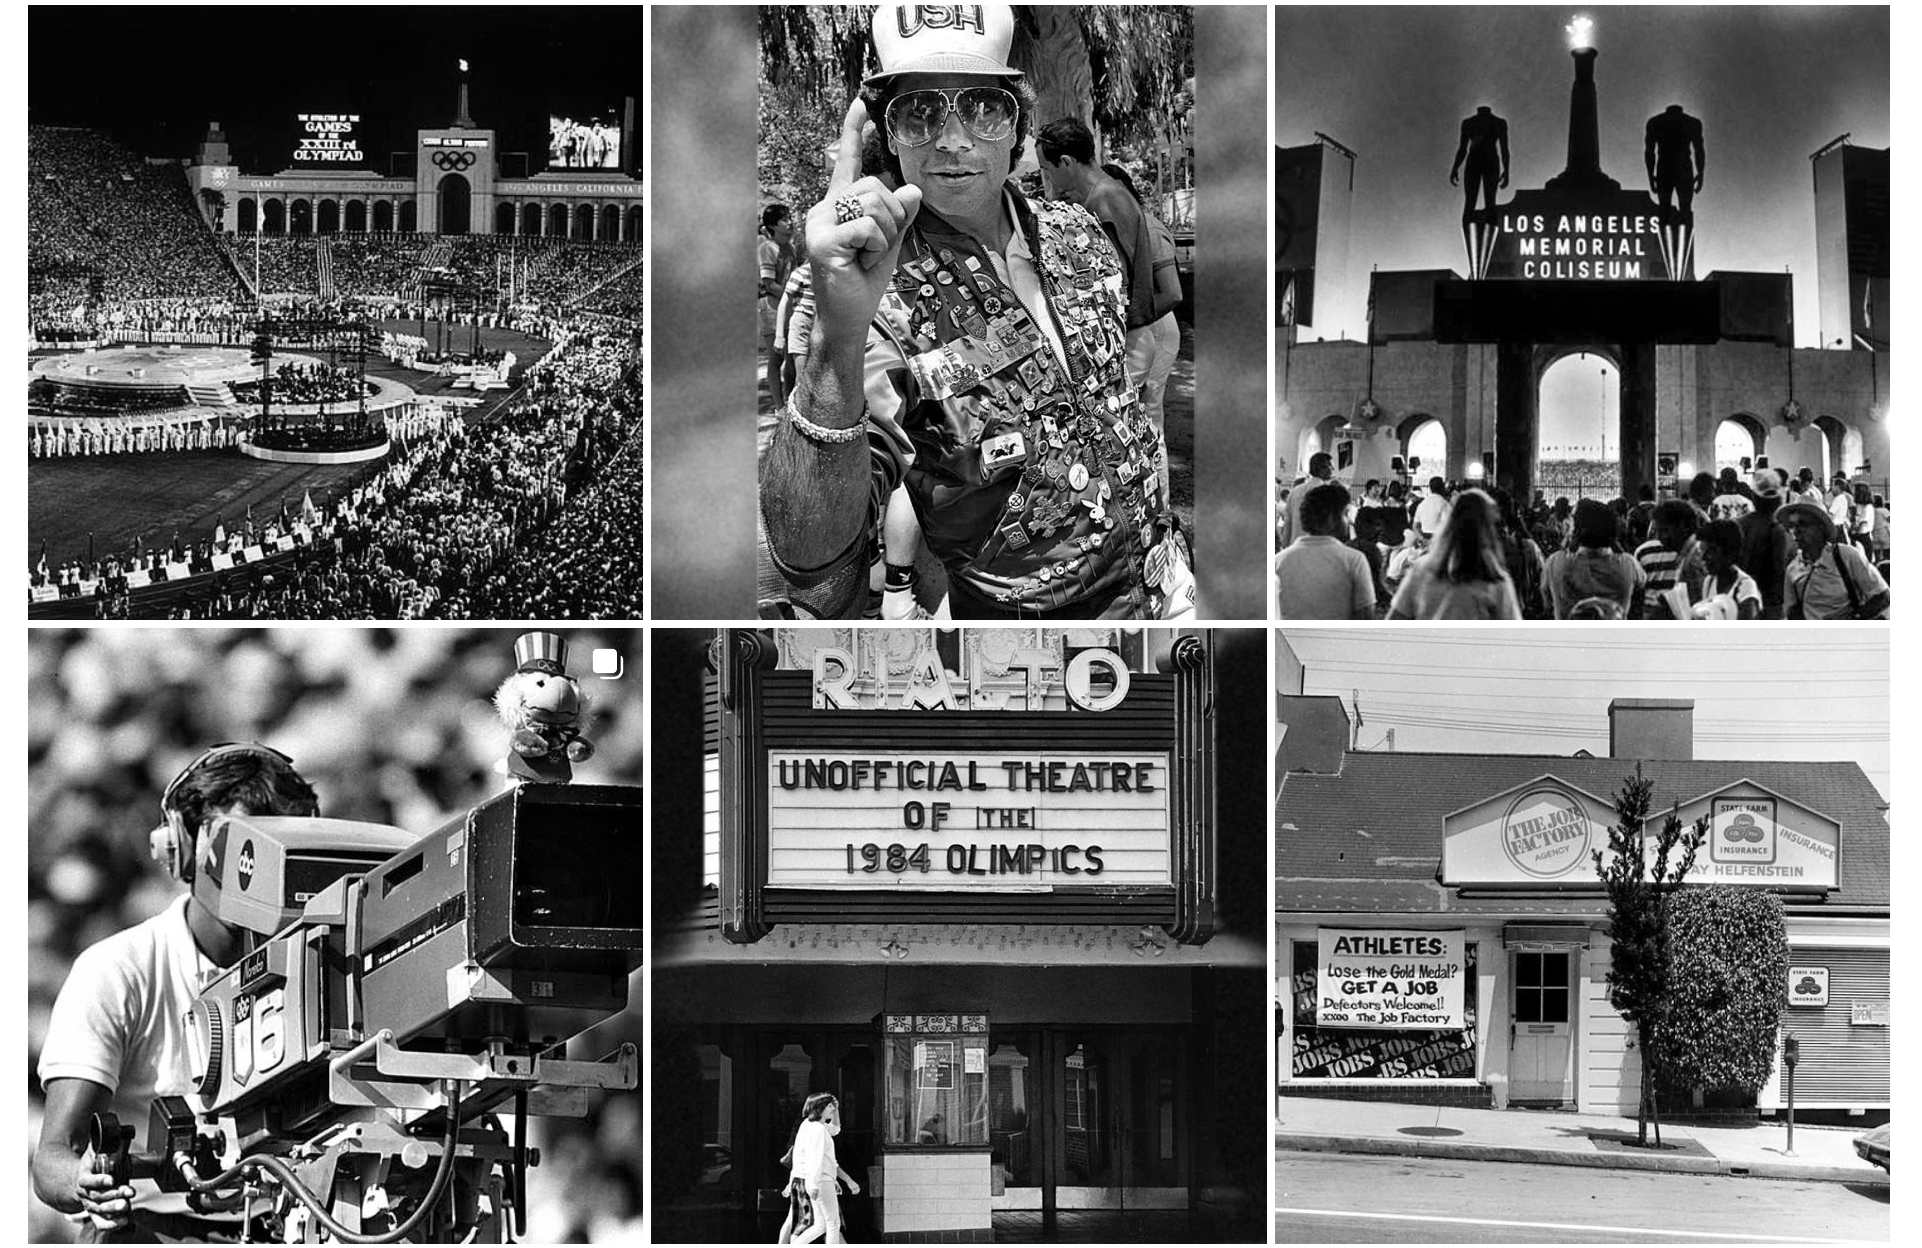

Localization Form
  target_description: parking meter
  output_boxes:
[1783,1035,1800,1068]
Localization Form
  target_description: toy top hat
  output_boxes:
[514,631,568,676]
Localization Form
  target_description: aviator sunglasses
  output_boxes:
[884,86,1019,147]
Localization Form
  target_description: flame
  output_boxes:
[1566,15,1594,50]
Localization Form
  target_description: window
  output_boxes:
[1514,951,1570,1024]
[883,1034,988,1147]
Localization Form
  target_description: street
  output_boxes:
[1276,1152,1888,1244]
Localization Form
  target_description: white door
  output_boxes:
[1509,951,1574,1102]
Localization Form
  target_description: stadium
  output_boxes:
[27,10,644,620]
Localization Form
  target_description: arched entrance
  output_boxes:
[1714,414,1766,474]
[548,203,569,237]
[1398,415,1447,481]
[438,174,471,235]
[345,199,367,232]
[262,198,286,234]
[399,200,417,233]
[373,200,394,232]
[1295,414,1346,476]
[289,199,312,235]
[574,203,596,239]
[1842,426,1866,478]
[625,204,643,242]
[600,204,621,241]
[1809,415,1848,482]
[317,199,339,234]
[496,202,518,235]
[523,203,544,235]
[1536,351,1621,500]
[238,198,257,233]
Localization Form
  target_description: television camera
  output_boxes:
[91,782,643,1242]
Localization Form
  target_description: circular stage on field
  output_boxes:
[31,345,263,389]
[29,344,421,425]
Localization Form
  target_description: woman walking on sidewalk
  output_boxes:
[781,1092,861,1244]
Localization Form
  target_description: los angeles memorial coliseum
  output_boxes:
[28,69,643,620]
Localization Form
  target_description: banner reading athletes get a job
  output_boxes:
[1317,929,1467,1030]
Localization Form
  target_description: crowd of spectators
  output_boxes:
[575,258,644,320]
[236,233,321,297]
[324,234,423,298]
[42,323,642,620]
[26,628,643,1243]
[241,232,641,309]
[1278,458,1890,622]
[28,127,242,324]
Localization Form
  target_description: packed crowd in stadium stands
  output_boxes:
[239,233,321,297]
[28,125,644,620]
[35,325,642,620]
[1276,461,1890,622]
[440,328,644,618]
[26,630,644,1244]
[322,234,423,298]
[28,127,239,313]
[575,260,644,320]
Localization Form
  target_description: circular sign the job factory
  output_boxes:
[1500,787,1593,879]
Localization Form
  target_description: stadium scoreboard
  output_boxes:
[294,113,363,164]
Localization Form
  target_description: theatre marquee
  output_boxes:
[705,629,1215,943]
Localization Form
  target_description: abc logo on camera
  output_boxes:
[237,839,256,892]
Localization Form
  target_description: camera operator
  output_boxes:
[32,743,319,1242]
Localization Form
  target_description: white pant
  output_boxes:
[1127,315,1181,506]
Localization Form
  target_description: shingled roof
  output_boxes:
[1277,752,1888,915]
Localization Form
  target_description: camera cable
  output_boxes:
[188,1081,466,1244]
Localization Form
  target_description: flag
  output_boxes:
[301,489,318,523]
[35,541,47,577]
[214,516,227,546]
[1279,274,1295,328]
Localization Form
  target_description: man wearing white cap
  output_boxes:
[1780,496,1888,620]
[759,3,1186,619]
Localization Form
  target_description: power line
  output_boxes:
[1303,661,1888,684]
[1304,685,1889,706]
[1284,630,1888,654]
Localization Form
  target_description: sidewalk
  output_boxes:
[1276,1095,1888,1187]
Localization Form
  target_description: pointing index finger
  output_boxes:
[828,98,869,192]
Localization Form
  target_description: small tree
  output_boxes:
[1652,888,1791,1101]
[1592,768,1707,1147]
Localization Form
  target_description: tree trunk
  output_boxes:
[1634,1024,1650,1146]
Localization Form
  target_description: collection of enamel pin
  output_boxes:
[894,204,1163,605]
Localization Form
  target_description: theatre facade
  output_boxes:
[653,628,1264,1243]
[1276,696,1889,1119]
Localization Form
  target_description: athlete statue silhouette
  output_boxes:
[1450,105,1510,224]
[1645,104,1705,221]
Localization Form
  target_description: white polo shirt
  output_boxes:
[39,895,215,1149]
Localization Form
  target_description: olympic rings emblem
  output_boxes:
[432,151,477,172]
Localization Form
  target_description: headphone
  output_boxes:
[149,742,296,884]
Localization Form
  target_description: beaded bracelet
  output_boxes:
[786,396,865,445]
